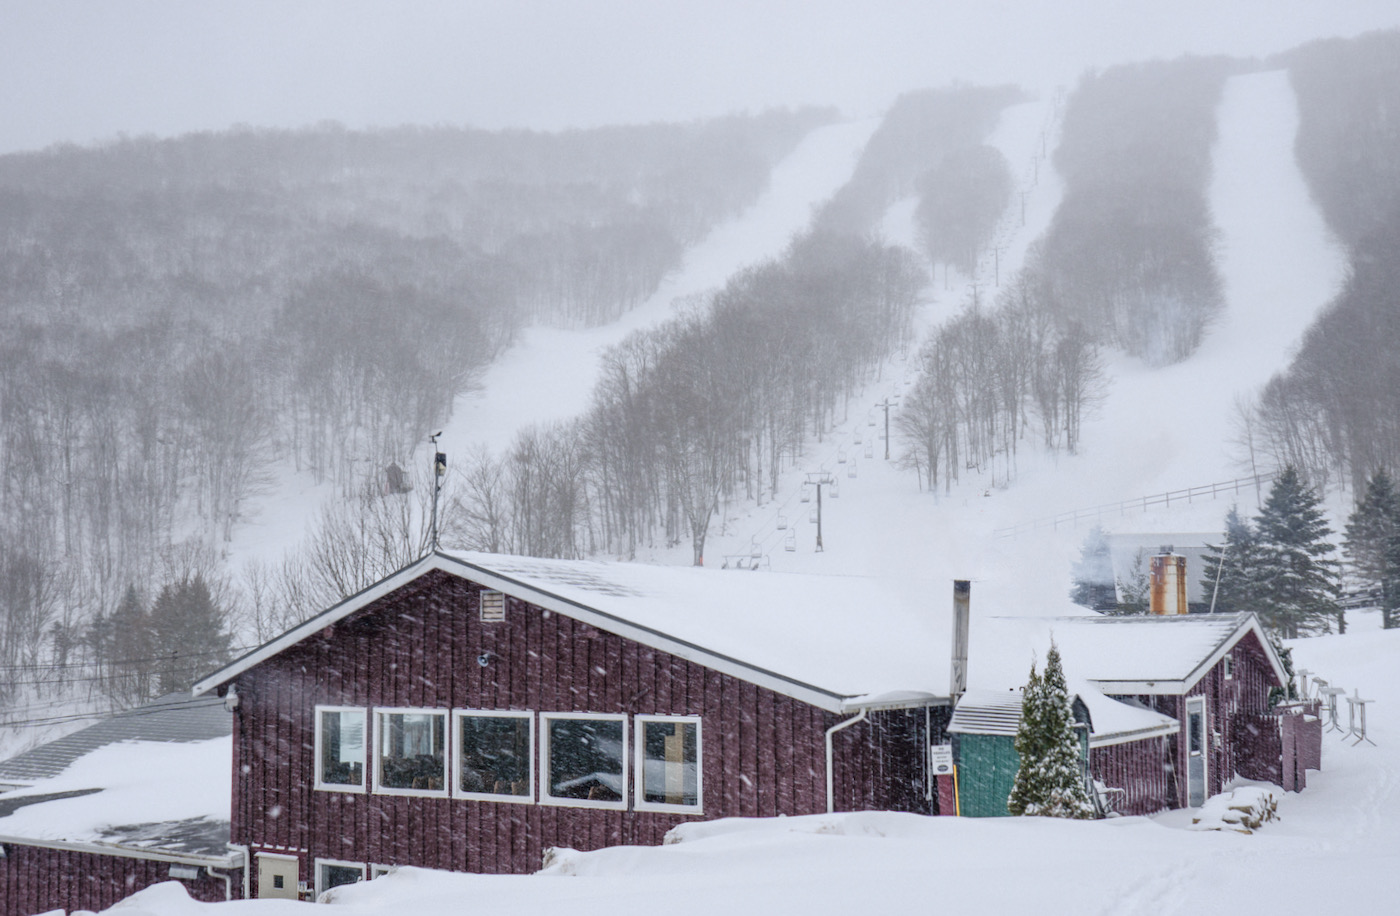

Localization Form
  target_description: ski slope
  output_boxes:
[675,70,1348,612]
[72,66,1400,916]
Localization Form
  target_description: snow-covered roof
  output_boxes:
[969,613,1283,697]
[946,685,1179,747]
[195,550,953,713]
[0,697,234,865]
[194,552,1283,715]
[0,693,229,784]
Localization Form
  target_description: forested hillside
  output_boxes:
[0,109,833,707]
[1029,56,1236,366]
[1252,31,1400,492]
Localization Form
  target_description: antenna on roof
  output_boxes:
[429,431,446,552]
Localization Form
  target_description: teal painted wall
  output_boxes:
[953,728,1090,817]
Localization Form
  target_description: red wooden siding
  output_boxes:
[1120,629,1283,808]
[1089,737,1173,816]
[231,570,935,883]
[0,844,229,916]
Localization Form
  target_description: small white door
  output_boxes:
[257,853,299,900]
[1185,696,1208,807]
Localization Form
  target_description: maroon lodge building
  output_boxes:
[1,547,1301,912]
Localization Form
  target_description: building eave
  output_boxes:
[193,552,857,714]
[0,833,242,869]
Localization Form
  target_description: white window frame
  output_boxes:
[314,858,366,898]
[634,715,703,814]
[453,709,535,803]
[373,707,449,798]
[369,864,394,880]
[314,705,367,794]
[539,711,629,810]
[1223,652,1235,680]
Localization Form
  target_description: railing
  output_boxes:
[994,472,1277,538]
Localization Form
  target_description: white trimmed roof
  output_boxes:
[969,613,1285,697]
[193,551,1285,715]
[946,685,1179,747]
[194,551,953,713]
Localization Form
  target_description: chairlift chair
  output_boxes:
[800,487,811,503]
[784,531,797,552]
[847,461,857,479]
[830,481,840,498]
[864,443,874,459]
[777,515,788,530]
[809,509,819,524]
[837,449,847,464]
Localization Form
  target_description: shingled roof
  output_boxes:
[0,693,229,785]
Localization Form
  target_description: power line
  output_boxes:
[0,697,222,731]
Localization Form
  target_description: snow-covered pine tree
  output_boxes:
[1070,525,1116,611]
[1008,642,1096,818]
[1344,468,1400,629]
[1112,548,1150,615]
[1254,466,1341,638]
[1200,505,1261,614]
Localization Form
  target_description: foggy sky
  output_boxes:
[2,1,1397,155]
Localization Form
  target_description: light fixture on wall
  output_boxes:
[477,651,496,668]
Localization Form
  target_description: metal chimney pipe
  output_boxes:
[951,580,970,700]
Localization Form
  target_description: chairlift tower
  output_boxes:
[875,396,899,460]
[804,471,837,552]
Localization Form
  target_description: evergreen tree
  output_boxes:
[149,575,232,694]
[1112,549,1150,616]
[1008,642,1095,818]
[1344,468,1400,629]
[105,584,153,704]
[1070,525,1117,611]
[1200,505,1261,614]
[1254,466,1341,638]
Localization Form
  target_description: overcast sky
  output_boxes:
[1,1,1396,154]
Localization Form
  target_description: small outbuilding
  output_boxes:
[0,693,241,916]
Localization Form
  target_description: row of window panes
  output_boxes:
[315,706,701,812]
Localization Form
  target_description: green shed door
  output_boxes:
[955,734,1022,817]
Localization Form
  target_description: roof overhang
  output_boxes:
[1087,613,1288,696]
[0,833,243,869]
[194,553,865,714]
[1087,720,1180,748]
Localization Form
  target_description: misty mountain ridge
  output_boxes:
[2,32,1399,745]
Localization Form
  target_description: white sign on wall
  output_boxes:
[929,744,954,776]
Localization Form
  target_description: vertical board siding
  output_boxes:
[1089,737,1173,815]
[0,845,228,916]
[232,570,933,882]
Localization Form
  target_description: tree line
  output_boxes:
[1034,56,1234,366]
[0,111,830,713]
[1247,31,1400,494]
[1071,465,1400,634]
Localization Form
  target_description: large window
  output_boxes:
[540,713,627,808]
[315,707,366,792]
[315,859,365,898]
[374,708,447,796]
[455,710,533,801]
[635,716,702,812]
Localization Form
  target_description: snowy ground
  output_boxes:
[102,623,1399,915]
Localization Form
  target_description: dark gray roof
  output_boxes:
[99,815,231,859]
[0,693,229,784]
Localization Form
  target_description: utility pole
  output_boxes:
[991,245,1007,286]
[875,397,899,460]
[805,471,836,551]
[429,431,446,551]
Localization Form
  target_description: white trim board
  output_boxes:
[193,553,893,714]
